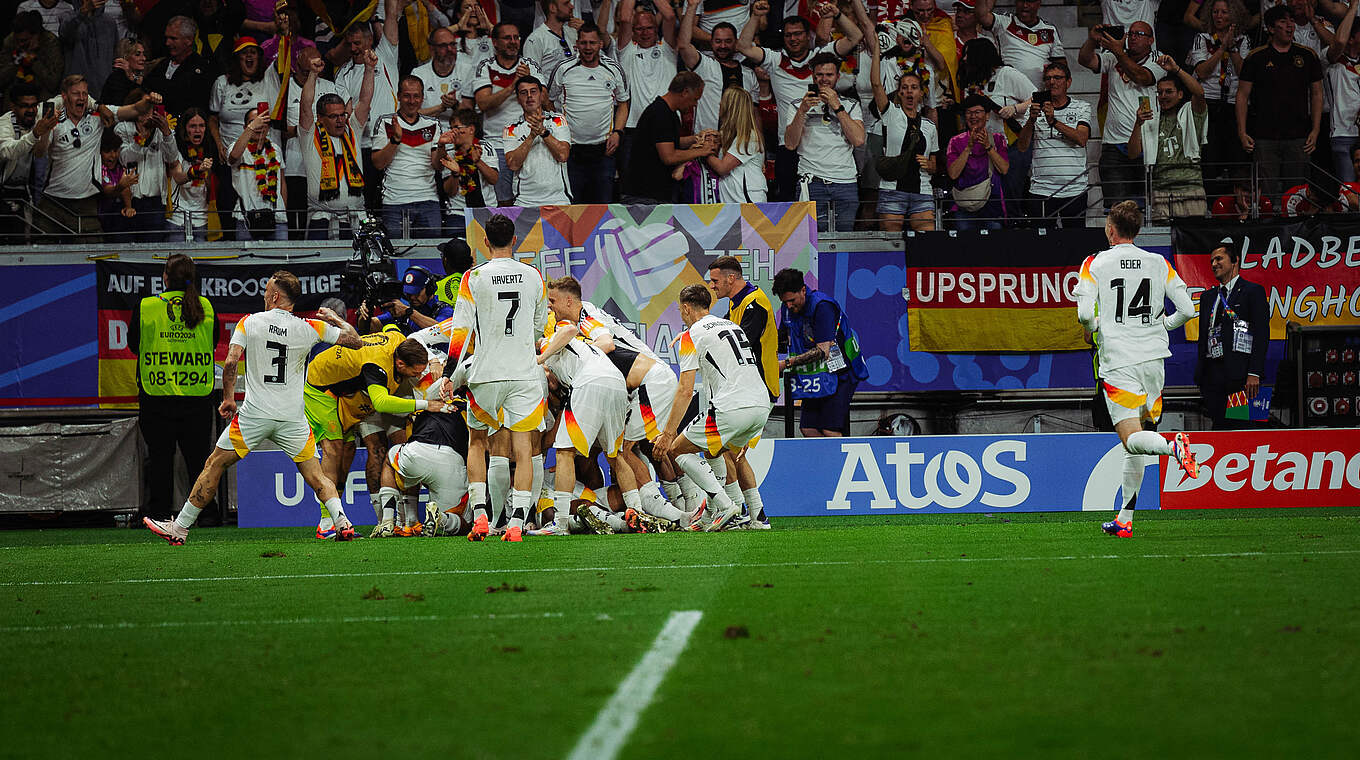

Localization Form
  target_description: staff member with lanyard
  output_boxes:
[129,253,219,521]
[773,267,869,437]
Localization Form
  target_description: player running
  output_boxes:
[1076,200,1201,539]
[654,284,774,531]
[145,272,363,545]
[447,213,550,542]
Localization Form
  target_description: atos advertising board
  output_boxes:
[1161,429,1360,509]
[235,433,1160,527]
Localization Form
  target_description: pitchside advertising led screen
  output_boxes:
[1162,429,1360,509]
[234,433,1163,526]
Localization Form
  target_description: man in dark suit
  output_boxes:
[1196,239,1270,429]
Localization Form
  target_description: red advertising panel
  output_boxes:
[1161,429,1360,509]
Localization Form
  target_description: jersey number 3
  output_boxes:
[264,340,287,384]
[1110,277,1152,325]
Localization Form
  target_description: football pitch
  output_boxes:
[2,510,1358,759]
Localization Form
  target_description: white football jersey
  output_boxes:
[1076,243,1195,372]
[678,314,771,411]
[543,325,622,389]
[579,300,658,360]
[449,257,549,383]
[231,309,340,419]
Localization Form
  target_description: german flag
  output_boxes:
[905,228,1107,352]
[305,0,379,37]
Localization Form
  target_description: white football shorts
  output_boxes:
[386,441,468,509]
[467,378,548,432]
[555,380,628,457]
[218,412,317,463]
[682,403,769,456]
[624,362,677,442]
[1101,359,1165,426]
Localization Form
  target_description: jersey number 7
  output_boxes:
[498,291,520,335]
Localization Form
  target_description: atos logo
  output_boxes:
[827,441,1031,510]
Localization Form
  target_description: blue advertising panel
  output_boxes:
[234,433,1159,527]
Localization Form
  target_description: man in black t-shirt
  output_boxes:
[620,71,713,204]
[1236,5,1324,201]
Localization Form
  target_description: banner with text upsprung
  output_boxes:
[233,432,1160,526]
[96,260,345,409]
[1171,218,1360,341]
[905,228,1110,352]
[467,203,818,365]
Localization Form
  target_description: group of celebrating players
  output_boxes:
[145,199,1205,546]
[145,214,780,545]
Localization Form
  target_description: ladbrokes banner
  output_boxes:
[96,260,342,408]
[1172,218,1360,340]
[468,202,818,364]
[905,228,1108,352]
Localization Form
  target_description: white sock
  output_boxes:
[589,504,628,532]
[402,494,421,526]
[378,486,401,523]
[674,453,723,498]
[622,489,643,512]
[708,453,728,482]
[640,481,685,522]
[439,512,462,534]
[317,496,332,524]
[530,454,545,502]
[488,456,510,527]
[174,500,201,530]
[660,479,682,506]
[723,482,745,513]
[468,481,488,520]
[1118,454,1152,524]
[509,489,531,530]
[324,497,346,524]
[555,491,573,522]
[677,473,701,511]
[743,488,765,521]
[1126,430,1173,456]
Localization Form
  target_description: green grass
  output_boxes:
[2,510,1359,759]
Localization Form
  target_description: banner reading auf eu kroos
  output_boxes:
[467,202,818,366]
[905,228,1109,352]
[96,259,344,409]
[1172,218,1360,341]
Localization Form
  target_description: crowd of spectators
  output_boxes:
[7,0,1360,243]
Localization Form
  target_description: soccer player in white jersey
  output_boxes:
[145,271,362,545]
[654,284,774,531]
[546,276,691,529]
[536,321,636,534]
[1076,201,1201,539]
[447,213,550,542]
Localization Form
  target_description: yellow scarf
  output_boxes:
[315,125,364,201]
[271,35,293,125]
[405,1,431,63]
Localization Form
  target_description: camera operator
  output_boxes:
[359,265,455,334]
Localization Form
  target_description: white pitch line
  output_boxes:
[0,610,574,634]
[4,549,1359,588]
[566,610,704,760]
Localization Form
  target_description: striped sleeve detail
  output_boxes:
[307,319,327,338]
[678,331,695,359]
[1079,256,1095,283]
[233,315,248,334]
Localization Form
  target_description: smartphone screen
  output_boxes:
[43,102,55,118]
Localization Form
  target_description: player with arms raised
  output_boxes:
[1076,200,1201,539]
[448,213,550,542]
[654,284,773,531]
[145,272,363,545]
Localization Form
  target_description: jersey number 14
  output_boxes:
[1110,277,1152,325]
